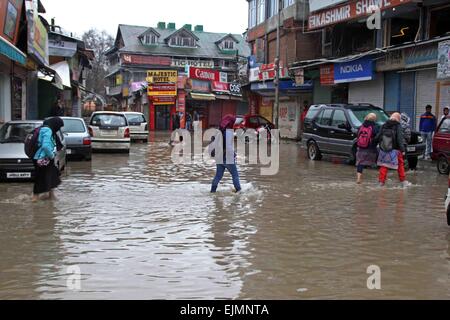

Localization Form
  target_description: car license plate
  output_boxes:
[7,172,31,179]
[66,149,72,155]
[407,146,416,152]
[101,130,117,136]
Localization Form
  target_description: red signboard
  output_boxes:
[320,64,335,85]
[189,67,220,82]
[211,81,229,93]
[121,54,171,66]
[308,0,412,30]
[178,91,186,128]
[148,84,177,91]
[151,96,176,105]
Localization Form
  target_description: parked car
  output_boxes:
[234,114,276,142]
[446,173,450,226]
[122,112,149,142]
[432,117,450,174]
[303,104,425,168]
[88,112,130,153]
[0,120,66,181]
[61,117,92,161]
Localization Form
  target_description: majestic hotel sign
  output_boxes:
[308,0,412,30]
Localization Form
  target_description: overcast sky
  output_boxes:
[42,0,249,38]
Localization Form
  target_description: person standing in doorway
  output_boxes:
[210,115,242,193]
[186,112,192,131]
[376,112,410,188]
[300,101,310,132]
[440,106,449,124]
[32,117,64,202]
[419,105,437,160]
[49,99,64,117]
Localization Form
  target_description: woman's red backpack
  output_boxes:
[357,125,373,148]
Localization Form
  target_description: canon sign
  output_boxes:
[189,67,220,82]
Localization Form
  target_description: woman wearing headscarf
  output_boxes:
[32,117,64,202]
[210,114,242,193]
[355,113,379,184]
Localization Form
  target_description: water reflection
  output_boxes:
[0,133,449,299]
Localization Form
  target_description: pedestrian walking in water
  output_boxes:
[376,112,410,187]
[400,113,415,170]
[210,114,241,193]
[355,113,379,184]
[419,105,437,160]
[32,117,64,202]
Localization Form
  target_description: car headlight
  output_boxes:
[418,136,424,143]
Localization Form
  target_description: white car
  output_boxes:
[122,112,149,142]
[88,112,130,153]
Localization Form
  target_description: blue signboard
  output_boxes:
[251,80,313,92]
[334,57,374,83]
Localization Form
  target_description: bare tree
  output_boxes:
[82,29,114,96]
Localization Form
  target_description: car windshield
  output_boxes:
[235,117,244,125]
[91,114,127,127]
[348,109,390,127]
[439,118,450,133]
[63,119,86,133]
[125,114,146,125]
[0,123,40,143]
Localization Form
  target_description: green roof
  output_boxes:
[115,24,250,60]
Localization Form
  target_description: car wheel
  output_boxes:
[307,141,322,160]
[437,157,449,175]
[407,156,418,170]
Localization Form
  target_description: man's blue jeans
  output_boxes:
[421,131,433,157]
[211,164,241,193]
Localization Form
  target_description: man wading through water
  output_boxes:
[210,115,242,193]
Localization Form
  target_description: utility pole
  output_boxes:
[274,0,282,129]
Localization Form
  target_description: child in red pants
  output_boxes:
[379,151,406,185]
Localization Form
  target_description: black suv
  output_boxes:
[302,104,426,169]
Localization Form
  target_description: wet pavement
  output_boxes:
[0,132,449,299]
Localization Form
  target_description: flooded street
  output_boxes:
[0,132,449,300]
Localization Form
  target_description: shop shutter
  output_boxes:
[348,73,384,107]
[415,69,437,130]
[222,100,236,117]
[208,101,222,128]
[313,79,332,104]
[384,71,400,112]
[399,72,416,125]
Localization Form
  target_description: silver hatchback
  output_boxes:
[61,117,92,161]
[0,121,66,181]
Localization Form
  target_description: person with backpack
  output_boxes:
[210,114,242,193]
[31,117,64,202]
[356,113,379,184]
[375,112,411,187]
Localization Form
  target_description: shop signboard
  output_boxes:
[295,68,305,85]
[25,0,48,66]
[123,54,171,66]
[249,67,260,82]
[308,0,413,30]
[147,70,178,83]
[320,64,335,85]
[438,40,450,80]
[334,57,374,83]
[48,39,77,57]
[188,79,211,93]
[189,67,221,82]
[376,50,405,72]
[229,81,242,96]
[1,0,23,42]
[178,91,186,128]
[151,96,176,105]
[147,83,177,96]
[171,58,214,69]
[211,81,230,94]
[404,44,438,69]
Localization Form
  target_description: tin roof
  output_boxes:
[114,24,250,60]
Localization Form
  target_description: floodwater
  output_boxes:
[0,132,449,299]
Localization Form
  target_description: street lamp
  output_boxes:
[274,0,282,129]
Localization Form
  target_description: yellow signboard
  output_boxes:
[147,90,177,96]
[147,70,178,83]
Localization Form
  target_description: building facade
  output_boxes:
[105,23,250,130]
[291,0,450,130]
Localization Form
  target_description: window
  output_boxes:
[62,119,86,133]
[331,110,348,127]
[257,0,266,25]
[429,6,450,38]
[269,0,278,18]
[389,13,419,46]
[258,117,269,125]
[0,123,39,143]
[143,34,157,45]
[249,0,257,28]
[125,114,146,125]
[439,118,450,133]
[91,114,127,127]
[170,36,195,47]
[318,109,333,126]
[249,117,259,126]
[283,0,294,8]
[224,40,234,50]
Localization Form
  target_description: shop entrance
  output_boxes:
[155,105,171,130]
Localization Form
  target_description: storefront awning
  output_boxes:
[190,92,216,101]
[37,64,64,90]
[0,35,26,65]
[38,61,71,89]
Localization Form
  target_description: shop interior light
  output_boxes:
[392,27,410,38]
